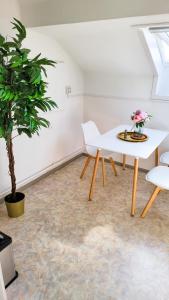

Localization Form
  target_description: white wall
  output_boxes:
[0,29,84,197]
[85,73,153,100]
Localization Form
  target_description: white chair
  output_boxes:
[80,121,117,186]
[141,166,169,218]
[0,264,7,300]
[160,152,169,165]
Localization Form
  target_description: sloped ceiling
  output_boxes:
[33,14,169,76]
[19,0,169,27]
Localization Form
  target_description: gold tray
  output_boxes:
[117,131,148,142]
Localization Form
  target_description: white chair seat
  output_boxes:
[160,152,169,165]
[146,166,169,190]
[86,145,114,159]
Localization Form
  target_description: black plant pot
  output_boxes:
[5,192,25,218]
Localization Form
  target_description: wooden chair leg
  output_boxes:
[140,186,161,218]
[109,157,117,176]
[89,150,100,200]
[101,157,106,186]
[80,156,91,179]
[122,154,126,170]
[155,147,159,166]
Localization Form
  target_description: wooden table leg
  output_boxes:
[122,154,126,170]
[89,149,100,201]
[155,147,159,166]
[131,158,139,216]
[101,157,106,186]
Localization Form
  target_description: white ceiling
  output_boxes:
[33,14,169,76]
[19,0,169,27]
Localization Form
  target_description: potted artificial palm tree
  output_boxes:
[0,18,57,217]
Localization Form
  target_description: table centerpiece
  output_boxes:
[131,110,152,139]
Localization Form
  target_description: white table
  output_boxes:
[86,125,169,216]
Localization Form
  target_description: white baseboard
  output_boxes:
[0,147,84,199]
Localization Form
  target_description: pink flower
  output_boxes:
[131,110,150,124]
[133,115,142,123]
[140,112,147,119]
[135,110,141,115]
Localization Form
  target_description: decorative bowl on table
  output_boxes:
[117,131,148,142]
[131,132,147,140]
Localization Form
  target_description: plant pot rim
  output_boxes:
[5,192,25,203]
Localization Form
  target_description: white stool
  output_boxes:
[141,166,169,218]
[160,152,169,165]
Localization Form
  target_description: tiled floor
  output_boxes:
[0,156,169,300]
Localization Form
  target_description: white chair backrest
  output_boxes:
[81,121,100,156]
[81,121,100,144]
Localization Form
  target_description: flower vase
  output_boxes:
[133,125,144,139]
[136,126,143,135]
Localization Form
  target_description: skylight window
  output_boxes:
[141,25,169,99]
[158,38,169,64]
[149,27,169,65]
